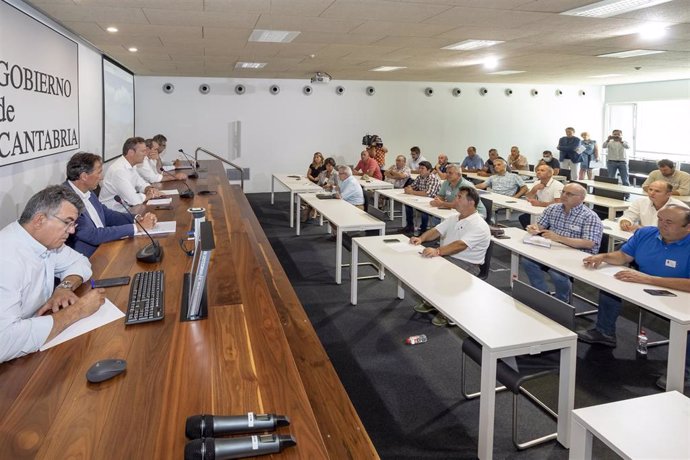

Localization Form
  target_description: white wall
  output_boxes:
[605,79,690,103]
[136,77,604,193]
[0,0,103,227]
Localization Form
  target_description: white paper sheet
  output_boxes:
[147,198,172,206]
[387,241,422,253]
[161,165,176,172]
[135,221,176,236]
[40,299,124,351]
[597,265,625,276]
[159,189,179,196]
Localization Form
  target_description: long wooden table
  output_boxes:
[0,161,377,459]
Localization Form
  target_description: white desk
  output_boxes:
[271,173,324,228]
[373,188,458,222]
[493,226,690,392]
[350,235,577,460]
[601,218,633,251]
[480,192,544,224]
[355,175,394,191]
[583,195,630,220]
[578,179,690,205]
[296,193,385,284]
[570,391,690,460]
[514,169,568,182]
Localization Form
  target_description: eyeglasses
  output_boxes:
[49,214,78,230]
[561,191,583,198]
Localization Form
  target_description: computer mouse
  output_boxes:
[86,359,127,383]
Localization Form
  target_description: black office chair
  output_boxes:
[558,168,570,182]
[461,280,575,450]
[528,164,534,172]
[480,197,494,225]
[594,175,618,184]
[591,187,628,219]
[477,241,493,280]
[681,163,690,174]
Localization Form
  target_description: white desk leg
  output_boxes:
[378,228,386,279]
[530,214,538,225]
[289,191,295,228]
[478,348,498,460]
[389,196,394,221]
[608,208,615,220]
[351,241,359,305]
[569,418,593,460]
[296,195,302,236]
[271,176,275,205]
[374,190,380,210]
[402,205,407,227]
[557,341,576,448]
[510,253,519,288]
[336,228,343,284]
[666,321,687,391]
[397,280,404,299]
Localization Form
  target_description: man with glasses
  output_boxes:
[0,186,106,363]
[65,152,158,257]
[522,183,603,302]
[336,165,365,207]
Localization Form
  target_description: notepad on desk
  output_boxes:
[135,221,176,236]
[40,298,124,352]
[522,234,551,248]
[147,198,172,206]
[158,189,179,196]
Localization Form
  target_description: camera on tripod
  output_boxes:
[362,134,383,147]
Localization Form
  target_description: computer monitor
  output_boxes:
[180,220,215,321]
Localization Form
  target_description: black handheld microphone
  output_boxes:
[178,149,199,178]
[114,195,164,263]
[185,413,290,439]
[184,434,296,460]
[159,167,194,199]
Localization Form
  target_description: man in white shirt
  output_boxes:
[0,185,106,363]
[136,138,187,184]
[409,186,491,327]
[100,137,162,212]
[408,146,426,174]
[336,165,365,207]
[519,164,564,228]
[384,155,412,188]
[619,180,688,232]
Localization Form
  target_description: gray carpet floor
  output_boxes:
[247,192,682,460]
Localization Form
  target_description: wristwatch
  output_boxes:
[56,279,74,290]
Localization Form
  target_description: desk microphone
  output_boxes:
[114,195,163,263]
[185,413,290,439]
[178,149,199,178]
[184,434,296,460]
[159,167,194,198]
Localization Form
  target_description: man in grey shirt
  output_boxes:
[603,129,631,186]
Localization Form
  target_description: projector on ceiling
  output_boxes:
[310,72,332,84]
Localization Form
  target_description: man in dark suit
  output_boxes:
[64,152,157,257]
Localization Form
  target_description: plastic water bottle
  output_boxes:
[405,334,428,345]
[636,330,648,355]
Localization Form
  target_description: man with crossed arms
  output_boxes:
[580,205,690,389]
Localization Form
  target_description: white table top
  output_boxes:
[272,173,324,192]
[480,192,545,217]
[601,219,633,242]
[353,235,576,352]
[514,169,568,182]
[298,193,384,230]
[572,391,690,460]
[494,227,690,325]
[376,188,458,220]
[355,176,394,191]
[578,179,690,204]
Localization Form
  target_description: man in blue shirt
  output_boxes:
[460,146,483,172]
[522,183,603,302]
[336,165,364,207]
[557,127,581,181]
[579,205,690,389]
[475,158,527,197]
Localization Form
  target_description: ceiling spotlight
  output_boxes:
[638,24,667,39]
[483,58,498,70]
[128,47,138,53]
[106,26,118,33]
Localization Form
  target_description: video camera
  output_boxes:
[362,134,383,148]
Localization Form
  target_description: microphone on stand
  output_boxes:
[184,434,296,460]
[159,168,194,199]
[114,195,163,263]
[185,413,290,439]
[178,149,199,178]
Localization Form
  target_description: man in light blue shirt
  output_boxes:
[336,165,365,207]
[460,146,484,172]
[0,186,105,363]
[475,158,528,197]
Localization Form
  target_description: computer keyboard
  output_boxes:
[125,270,165,325]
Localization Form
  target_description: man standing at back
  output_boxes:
[642,159,690,196]
[522,183,603,302]
[100,137,162,211]
[602,129,630,186]
[557,127,581,180]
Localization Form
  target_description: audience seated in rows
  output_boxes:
[519,164,563,228]
[642,159,690,196]
[475,158,528,198]
[460,146,483,172]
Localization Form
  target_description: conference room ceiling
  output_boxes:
[27,0,690,85]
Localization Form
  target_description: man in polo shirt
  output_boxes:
[353,148,383,180]
[409,187,491,327]
[619,180,688,232]
[523,183,603,302]
[475,158,528,198]
[579,205,690,389]
[400,161,440,235]
[430,164,487,219]
[642,159,690,196]
[460,146,483,172]
[519,164,564,228]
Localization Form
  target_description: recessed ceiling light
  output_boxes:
[370,66,406,72]
[588,74,624,78]
[483,58,499,70]
[442,39,504,51]
[487,70,525,75]
[235,62,266,69]
[638,23,668,39]
[249,29,300,43]
[597,49,665,58]
[561,0,672,18]
[128,47,138,53]
[106,26,118,33]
